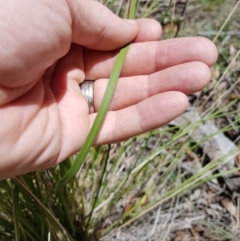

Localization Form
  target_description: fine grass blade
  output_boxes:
[86,144,111,228]
[13,184,20,241]
[213,0,240,43]
[54,0,138,193]
[13,177,74,241]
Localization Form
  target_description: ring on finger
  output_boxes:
[80,80,94,114]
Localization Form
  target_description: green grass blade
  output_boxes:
[127,0,138,19]
[54,0,138,193]
[54,0,138,192]
[86,144,111,228]
[54,45,130,193]
[13,177,74,241]
[13,184,20,241]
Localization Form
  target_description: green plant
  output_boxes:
[1,1,240,241]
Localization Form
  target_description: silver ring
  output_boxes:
[80,80,94,114]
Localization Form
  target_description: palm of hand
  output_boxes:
[0,0,218,179]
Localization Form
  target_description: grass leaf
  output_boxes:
[13,184,20,241]
[54,0,138,193]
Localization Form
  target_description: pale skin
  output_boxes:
[0,0,218,179]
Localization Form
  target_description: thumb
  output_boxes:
[67,0,139,50]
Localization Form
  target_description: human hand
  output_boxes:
[0,0,218,179]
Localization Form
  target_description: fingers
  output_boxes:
[51,44,90,162]
[68,0,162,50]
[90,91,188,145]
[84,37,218,79]
[68,0,140,50]
[134,18,162,42]
[93,62,211,111]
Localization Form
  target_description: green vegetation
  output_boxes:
[0,0,239,240]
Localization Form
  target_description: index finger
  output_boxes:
[68,0,139,50]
